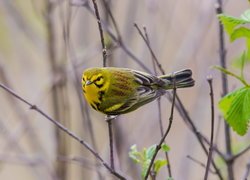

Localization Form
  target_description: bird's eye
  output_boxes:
[96,76,102,81]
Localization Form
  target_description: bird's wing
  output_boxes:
[113,70,166,114]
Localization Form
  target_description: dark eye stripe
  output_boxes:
[96,76,102,81]
[93,75,104,88]
[91,75,103,82]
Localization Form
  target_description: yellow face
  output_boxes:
[82,69,106,111]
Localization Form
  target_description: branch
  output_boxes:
[204,77,215,179]
[187,155,216,174]
[200,135,226,161]
[229,144,250,162]
[101,0,122,42]
[81,3,152,73]
[145,81,177,179]
[134,23,165,74]
[91,0,107,67]
[0,83,126,180]
[136,24,172,177]
[215,1,234,179]
[106,116,117,170]
[174,95,223,180]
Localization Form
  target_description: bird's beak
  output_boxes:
[86,80,93,86]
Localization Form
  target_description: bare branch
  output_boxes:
[145,80,177,179]
[91,0,107,67]
[215,0,234,179]
[134,23,165,74]
[0,83,127,180]
[204,77,215,179]
[187,155,216,174]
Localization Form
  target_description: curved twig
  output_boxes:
[0,83,127,180]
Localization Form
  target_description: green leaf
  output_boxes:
[231,27,250,41]
[161,143,170,152]
[129,153,140,163]
[218,11,250,42]
[141,159,151,178]
[153,159,167,174]
[146,144,156,160]
[130,144,137,152]
[218,14,249,35]
[219,87,250,135]
[129,145,141,163]
[129,144,171,178]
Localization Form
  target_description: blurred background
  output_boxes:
[0,0,249,179]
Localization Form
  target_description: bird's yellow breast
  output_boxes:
[84,83,101,108]
[82,71,110,111]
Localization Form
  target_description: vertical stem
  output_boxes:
[92,0,116,174]
[204,78,215,179]
[142,25,172,177]
[91,0,107,67]
[215,0,234,179]
[145,84,177,180]
[175,95,223,179]
[106,116,115,170]
[157,99,172,177]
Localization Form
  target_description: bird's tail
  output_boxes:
[159,69,195,89]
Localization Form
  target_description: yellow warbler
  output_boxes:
[82,67,194,116]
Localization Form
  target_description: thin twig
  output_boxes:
[140,25,172,177]
[106,116,116,170]
[134,23,165,74]
[201,136,226,161]
[145,81,177,179]
[215,1,234,179]
[109,121,114,170]
[101,0,122,42]
[187,155,216,174]
[91,0,107,67]
[0,83,127,180]
[142,26,156,72]
[175,95,223,180]
[91,0,116,171]
[204,77,215,180]
[0,65,45,155]
[229,144,250,162]
[82,3,151,73]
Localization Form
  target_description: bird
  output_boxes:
[82,67,194,117]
